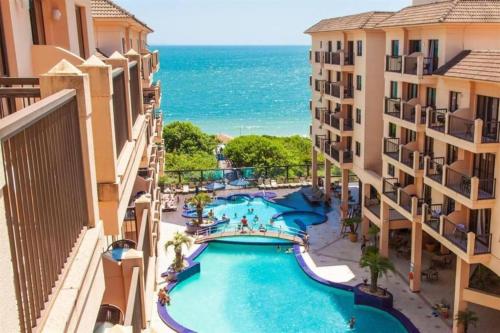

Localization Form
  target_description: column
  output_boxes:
[312,148,318,190]
[324,159,332,202]
[341,168,349,217]
[453,259,470,333]
[410,221,422,292]
[379,201,390,257]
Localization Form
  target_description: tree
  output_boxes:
[359,246,395,293]
[165,232,192,272]
[224,135,290,167]
[163,121,217,154]
[455,309,478,333]
[165,152,217,171]
[187,193,212,226]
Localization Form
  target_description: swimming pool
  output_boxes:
[164,243,408,332]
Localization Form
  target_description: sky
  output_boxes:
[113,0,410,45]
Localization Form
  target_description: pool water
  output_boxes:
[167,243,407,333]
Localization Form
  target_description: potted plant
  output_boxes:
[455,309,478,333]
[165,232,192,278]
[187,193,212,227]
[359,246,395,294]
[344,217,361,242]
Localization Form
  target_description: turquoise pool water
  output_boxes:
[167,243,407,332]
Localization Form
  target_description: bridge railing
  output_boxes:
[195,222,307,241]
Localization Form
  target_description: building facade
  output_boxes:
[308,1,500,332]
[0,0,162,331]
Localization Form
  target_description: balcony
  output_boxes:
[383,178,399,203]
[425,157,445,184]
[323,110,353,135]
[423,203,443,232]
[364,196,381,218]
[383,137,399,161]
[403,55,438,77]
[323,142,353,167]
[445,166,495,200]
[384,97,401,118]
[324,81,354,101]
[324,51,354,68]
[400,144,424,171]
[386,55,402,73]
[442,217,492,256]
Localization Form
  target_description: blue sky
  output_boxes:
[114,0,410,45]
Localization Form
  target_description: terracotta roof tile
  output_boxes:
[305,11,394,33]
[90,0,153,32]
[378,0,500,28]
[434,50,500,83]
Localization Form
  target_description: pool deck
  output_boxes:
[151,187,451,333]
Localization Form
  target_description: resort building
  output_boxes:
[0,0,162,332]
[308,1,500,332]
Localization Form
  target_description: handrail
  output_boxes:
[0,89,76,140]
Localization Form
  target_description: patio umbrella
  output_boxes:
[230,178,250,187]
[206,182,225,191]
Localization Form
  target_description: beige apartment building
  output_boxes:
[308,1,500,332]
[0,0,162,332]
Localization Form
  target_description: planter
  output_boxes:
[354,284,393,309]
[185,220,216,234]
[348,232,358,243]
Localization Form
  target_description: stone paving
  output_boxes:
[150,187,454,333]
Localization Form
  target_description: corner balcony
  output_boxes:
[323,110,353,136]
[385,53,437,84]
[382,178,423,221]
[421,205,492,263]
[382,138,424,175]
[323,141,353,169]
[426,108,500,153]
[324,50,354,71]
[324,81,354,104]
[424,157,496,209]
[383,97,426,131]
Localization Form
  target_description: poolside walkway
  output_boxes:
[151,187,450,333]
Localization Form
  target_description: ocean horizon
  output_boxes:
[154,45,311,137]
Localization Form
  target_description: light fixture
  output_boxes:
[52,8,62,21]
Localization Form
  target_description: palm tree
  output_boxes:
[165,232,192,272]
[187,193,212,226]
[455,309,478,333]
[359,246,395,293]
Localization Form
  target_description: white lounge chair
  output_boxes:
[182,185,190,194]
[270,179,278,189]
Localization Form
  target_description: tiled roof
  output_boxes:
[90,0,153,32]
[305,11,394,33]
[378,0,500,28]
[434,50,500,83]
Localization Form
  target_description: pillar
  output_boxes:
[453,259,470,333]
[379,201,390,257]
[341,168,349,217]
[312,148,318,189]
[361,216,370,237]
[40,60,99,227]
[410,221,422,292]
[324,159,332,202]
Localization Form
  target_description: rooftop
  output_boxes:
[305,11,394,34]
[378,0,500,28]
[434,50,500,83]
[90,0,153,32]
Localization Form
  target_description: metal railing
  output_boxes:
[1,90,88,332]
[383,137,399,160]
[402,102,416,123]
[386,55,402,73]
[112,68,129,157]
[330,52,341,65]
[343,150,353,163]
[364,196,380,218]
[0,77,41,118]
[442,218,468,252]
[385,97,401,118]
[400,146,415,168]
[383,178,399,203]
[404,56,418,75]
[426,157,444,183]
[424,204,442,232]
[423,57,438,75]
[448,114,475,142]
[445,167,472,198]
[195,222,307,242]
[399,189,413,213]
[427,108,447,132]
[482,121,500,143]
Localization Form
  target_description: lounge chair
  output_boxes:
[264,179,272,190]
[270,179,278,189]
[182,184,190,194]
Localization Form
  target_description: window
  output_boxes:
[29,0,46,45]
[391,40,399,56]
[356,75,362,91]
[446,144,458,164]
[356,40,363,56]
[388,164,395,177]
[403,128,416,144]
[390,81,398,99]
[407,83,418,100]
[328,41,333,52]
[403,174,415,187]
[426,87,436,107]
[336,72,341,82]
[424,135,434,157]
[355,142,361,157]
[409,40,422,53]
[449,91,460,112]
[356,108,361,124]
[388,123,397,138]
[336,41,342,50]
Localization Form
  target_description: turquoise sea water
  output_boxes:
[154,45,310,136]
[168,243,407,333]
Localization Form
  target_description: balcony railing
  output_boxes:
[400,146,415,168]
[386,55,402,73]
[448,114,475,142]
[112,68,129,157]
[399,189,413,213]
[482,121,500,143]
[343,150,353,163]
[383,137,399,161]
[314,107,322,121]
[402,102,416,123]
[442,218,492,255]
[0,77,41,118]
[364,196,381,218]
[385,97,401,118]
[404,56,418,75]
[445,167,496,200]
[426,157,444,183]
[423,204,442,232]
[383,178,399,203]
[129,61,141,124]
[427,108,447,132]
[330,52,340,65]
[344,52,354,65]
[423,57,438,75]
[0,89,89,331]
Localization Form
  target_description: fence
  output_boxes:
[0,77,40,118]
[1,89,88,332]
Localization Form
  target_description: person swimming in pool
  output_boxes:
[348,316,356,329]
[234,212,238,218]
[258,224,266,232]
[253,215,259,222]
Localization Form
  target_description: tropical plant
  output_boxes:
[455,309,478,333]
[359,246,395,294]
[187,193,212,226]
[163,121,218,155]
[344,217,361,234]
[368,225,380,245]
[165,232,192,272]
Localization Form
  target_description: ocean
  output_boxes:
[154,45,311,137]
